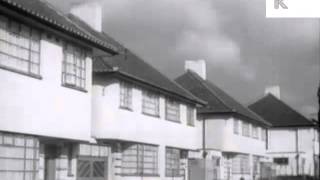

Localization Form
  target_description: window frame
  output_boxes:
[165,98,180,123]
[252,125,259,139]
[119,81,133,110]
[121,143,159,176]
[142,90,160,117]
[242,121,250,137]
[0,14,42,79]
[273,157,289,165]
[62,42,87,92]
[233,119,239,134]
[0,133,39,180]
[186,106,195,126]
[165,147,185,177]
[261,128,267,141]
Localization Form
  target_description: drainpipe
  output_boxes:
[202,118,207,180]
[295,128,299,176]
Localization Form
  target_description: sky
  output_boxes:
[48,0,319,118]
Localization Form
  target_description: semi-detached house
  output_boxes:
[0,0,119,180]
[175,60,271,180]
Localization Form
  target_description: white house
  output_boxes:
[249,91,319,177]
[175,60,271,180]
[0,0,119,180]
[91,41,205,180]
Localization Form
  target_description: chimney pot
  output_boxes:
[265,85,281,99]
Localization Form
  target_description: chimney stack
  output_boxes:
[265,85,281,99]
[185,60,207,80]
[70,1,102,32]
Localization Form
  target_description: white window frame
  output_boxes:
[234,119,239,134]
[165,98,180,122]
[261,128,267,141]
[242,122,250,137]
[187,106,195,126]
[120,81,132,110]
[0,14,41,77]
[252,125,259,139]
[62,43,87,91]
[121,143,158,176]
[142,90,160,117]
[166,147,186,177]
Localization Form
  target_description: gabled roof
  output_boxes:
[93,44,205,105]
[248,94,315,127]
[0,0,118,54]
[175,71,270,127]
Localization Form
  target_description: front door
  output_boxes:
[44,145,58,180]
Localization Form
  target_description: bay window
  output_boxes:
[0,15,41,76]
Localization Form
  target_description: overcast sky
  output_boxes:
[49,0,319,118]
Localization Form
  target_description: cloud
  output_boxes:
[47,0,319,114]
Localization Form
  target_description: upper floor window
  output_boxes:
[187,106,195,126]
[273,157,288,165]
[121,143,158,176]
[233,119,239,134]
[62,43,86,90]
[252,125,259,139]
[142,90,159,117]
[165,99,180,122]
[0,15,41,76]
[242,122,250,137]
[261,128,267,141]
[120,81,132,110]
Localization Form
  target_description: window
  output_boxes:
[252,125,259,139]
[0,133,39,180]
[166,147,186,177]
[187,106,195,126]
[142,90,159,117]
[120,82,132,110]
[121,143,158,176]
[62,43,86,90]
[273,157,288,165]
[234,120,239,134]
[232,154,250,174]
[165,99,180,122]
[261,128,267,141]
[77,144,108,179]
[0,15,41,76]
[242,122,250,137]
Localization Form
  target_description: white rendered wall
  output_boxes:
[267,127,319,176]
[0,36,92,141]
[204,116,267,156]
[92,78,202,150]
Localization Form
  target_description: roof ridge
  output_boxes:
[186,70,233,111]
